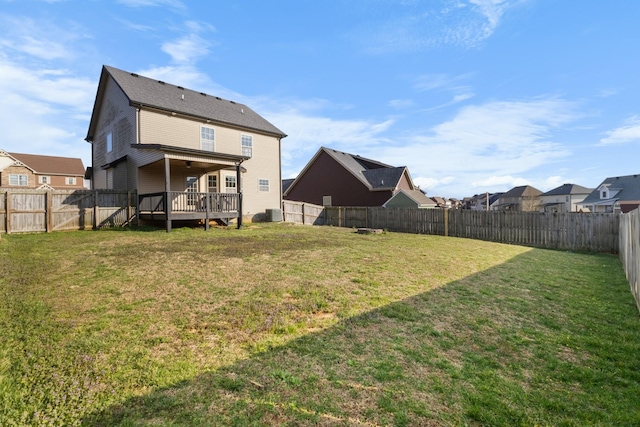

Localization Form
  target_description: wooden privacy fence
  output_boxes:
[619,208,640,312]
[282,201,325,225]
[0,190,136,233]
[321,207,619,253]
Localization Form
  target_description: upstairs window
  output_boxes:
[66,177,77,185]
[10,174,28,186]
[601,189,608,199]
[258,178,269,192]
[39,176,50,184]
[106,132,113,153]
[241,135,253,157]
[201,126,215,151]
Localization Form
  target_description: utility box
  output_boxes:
[265,208,282,222]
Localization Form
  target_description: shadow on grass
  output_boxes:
[83,250,640,426]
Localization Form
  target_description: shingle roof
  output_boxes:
[542,183,593,196]
[87,65,286,141]
[322,147,407,191]
[402,189,436,206]
[9,152,85,175]
[581,174,640,204]
[501,185,542,198]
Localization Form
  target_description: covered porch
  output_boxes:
[138,191,240,230]
[133,145,248,232]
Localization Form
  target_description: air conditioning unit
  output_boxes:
[265,208,282,222]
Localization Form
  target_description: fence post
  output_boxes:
[444,208,449,237]
[46,190,53,232]
[92,190,99,230]
[6,190,11,234]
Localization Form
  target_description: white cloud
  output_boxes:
[162,34,211,64]
[600,116,640,145]
[0,15,86,60]
[160,21,216,64]
[471,175,530,188]
[116,0,185,9]
[0,14,95,164]
[389,99,415,109]
[347,96,579,196]
[353,0,523,54]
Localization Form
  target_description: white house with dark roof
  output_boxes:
[579,174,640,213]
[539,183,593,213]
[85,65,287,229]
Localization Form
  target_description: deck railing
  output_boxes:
[138,191,239,214]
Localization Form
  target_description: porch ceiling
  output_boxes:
[140,157,246,173]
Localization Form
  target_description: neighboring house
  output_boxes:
[384,189,438,208]
[448,198,462,209]
[495,185,542,211]
[0,150,85,190]
[579,174,640,213]
[539,183,593,213]
[85,65,287,227]
[283,147,416,207]
[430,196,449,208]
[282,178,295,194]
[465,193,502,211]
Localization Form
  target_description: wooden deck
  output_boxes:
[138,191,240,231]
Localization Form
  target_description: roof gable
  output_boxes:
[384,189,436,207]
[581,174,640,204]
[87,65,286,141]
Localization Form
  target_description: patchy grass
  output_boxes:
[0,223,639,426]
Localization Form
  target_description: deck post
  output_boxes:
[236,161,243,229]
[164,157,172,232]
[204,193,210,230]
[164,192,172,233]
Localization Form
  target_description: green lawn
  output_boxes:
[1,223,639,426]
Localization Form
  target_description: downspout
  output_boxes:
[278,137,282,207]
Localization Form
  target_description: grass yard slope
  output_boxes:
[0,223,639,426]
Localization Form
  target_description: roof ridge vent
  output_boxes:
[200,92,207,96]
[230,100,236,104]
[131,73,139,77]
[215,96,221,100]
[177,86,184,90]
[158,80,165,85]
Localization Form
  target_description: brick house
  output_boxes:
[0,150,86,190]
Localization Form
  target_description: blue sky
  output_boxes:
[1,0,639,198]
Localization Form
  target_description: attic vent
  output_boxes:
[177,86,184,90]
[200,92,207,96]
[215,96,221,100]
[230,101,236,104]
[158,81,165,85]
[131,73,139,77]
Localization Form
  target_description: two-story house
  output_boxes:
[579,174,640,213]
[539,183,593,213]
[0,150,85,190]
[495,185,542,211]
[85,65,287,230]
